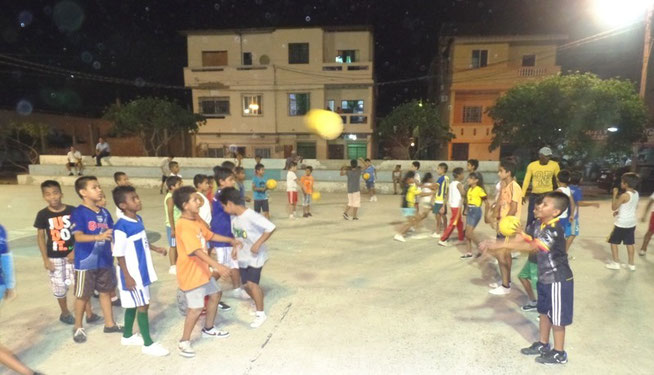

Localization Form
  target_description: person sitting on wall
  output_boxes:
[94,137,111,166]
[66,145,83,176]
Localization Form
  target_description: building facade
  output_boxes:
[182,27,375,160]
[438,35,565,160]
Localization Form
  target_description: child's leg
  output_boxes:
[352,207,358,218]
[98,292,117,328]
[74,297,89,329]
[181,308,202,341]
[57,296,70,315]
[169,246,177,266]
[246,281,264,311]
[626,245,635,265]
[464,226,474,252]
[263,211,270,219]
[136,305,153,346]
[565,235,576,252]
[85,300,94,318]
[539,313,552,344]
[610,244,620,262]
[641,230,653,252]
[498,250,512,287]
[398,216,416,235]
[230,269,241,290]
[0,344,34,375]
[204,292,221,329]
[123,307,137,338]
[519,278,536,301]
[456,217,465,241]
[552,325,566,351]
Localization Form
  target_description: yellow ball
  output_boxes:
[311,191,321,201]
[363,173,371,180]
[499,216,521,237]
[266,179,277,190]
[304,109,344,140]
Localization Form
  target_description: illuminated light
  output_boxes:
[593,0,653,27]
[410,142,415,147]
[248,103,259,111]
[607,126,619,132]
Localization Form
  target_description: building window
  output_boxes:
[326,100,335,111]
[328,144,345,159]
[522,54,536,67]
[463,106,482,123]
[243,52,252,66]
[207,147,225,157]
[242,94,263,116]
[288,43,309,64]
[341,100,364,114]
[471,50,488,68]
[254,148,271,158]
[289,93,310,116]
[202,51,228,67]
[296,142,317,159]
[350,116,368,124]
[199,97,230,116]
[336,50,359,63]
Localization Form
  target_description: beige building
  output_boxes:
[182,26,375,160]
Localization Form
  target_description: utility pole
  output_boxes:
[639,6,652,99]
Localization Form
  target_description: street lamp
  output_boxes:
[593,0,653,27]
[607,126,619,132]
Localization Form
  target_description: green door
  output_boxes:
[347,142,367,160]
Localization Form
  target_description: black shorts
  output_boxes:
[67,162,78,167]
[74,267,116,299]
[254,199,269,213]
[608,226,635,245]
[161,175,168,183]
[537,279,574,326]
[240,266,263,285]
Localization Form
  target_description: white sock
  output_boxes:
[255,311,266,317]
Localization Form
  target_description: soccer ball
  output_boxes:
[304,109,344,140]
[312,191,321,200]
[266,179,277,190]
[363,173,371,180]
[499,216,521,237]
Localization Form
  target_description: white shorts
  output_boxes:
[347,192,361,208]
[213,247,239,269]
[49,258,74,298]
[119,285,151,308]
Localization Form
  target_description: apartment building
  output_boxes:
[182,26,375,159]
[438,34,566,160]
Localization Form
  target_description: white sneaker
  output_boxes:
[408,227,416,232]
[289,214,295,219]
[393,234,406,242]
[489,258,499,265]
[178,340,195,358]
[438,240,449,247]
[430,232,441,238]
[605,261,620,270]
[489,285,511,295]
[488,282,500,288]
[628,264,636,271]
[142,342,169,357]
[169,265,177,275]
[121,333,144,346]
[250,313,267,328]
[201,326,230,338]
[511,252,520,259]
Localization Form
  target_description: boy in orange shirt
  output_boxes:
[173,186,242,358]
[300,166,315,218]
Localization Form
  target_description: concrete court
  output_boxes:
[0,184,652,375]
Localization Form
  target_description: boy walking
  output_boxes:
[606,172,640,271]
[300,166,315,217]
[438,167,465,246]
[286,162,299,219]
[252,164,270,219]
[341,160,362,220]
[165,176,183,275]
[432,163,449,236]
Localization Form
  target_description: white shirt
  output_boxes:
[160,158,171,175]
[231,208,276,268]
[414,171,421,185]
[558,186,572,219]
[96,142,110,153]
[448,180,462,208]
[67,150,82,163]
[615,190,639,228]
[198,193,212,225]
[170,172,182,178]
[112,215,157,288]
[115,207,125,221]
[420,186,432,206]
[286,171,298,192]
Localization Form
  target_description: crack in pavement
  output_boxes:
[243,302,293,375]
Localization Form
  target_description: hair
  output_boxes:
[168,154,175,159]
[221,160,236,170]
[350,159,357,168]
[41,180,61,192]
[437,162,448,172]
[305,165,313,172]
[544,191,570,217]
[557,169,571,184]
[395,164,401,169]
[467,159,479,170]
[499,158,517,177]
[412,161,420,169]
[113,171,127,183]
[173,186,197,211]
[423,172,433,183]
[289,161,297,168]
[402,171,416,186]
[166,175,182,190]
[570,171,582,185]
[621,172,640,188]
[234,166,245,174]
[193,174,209,188]
[255,155,262,159]
[452,167,464,178]
[75,176,98,198]
[255,163,265,172]
[364,158,371,162]
[214,167,234,185]
[218,186,243,206]
[112,185,136,208]
[468,172,486,193]
[169,161,179,170]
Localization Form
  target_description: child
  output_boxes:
[70,176,123,343]
[411,161,421,184]
[174,186,239,358]
[461,172,488,258]
[159,155,174,194]
[206,176,215,203]
[394,171,432,242]
[639,190,654,256]
[165,176,183,275]
[193,174,212,226]
[606,172,640,271]
[300,166,315,217]
[555,170,576,243]
[418,173,435,220]
[169,161,182,178]
[481,191,573,365]
[341,159,362,220]
[567,172,600,253]
[438,167,465,246]
[361,158,377,202]
[112,185,169,356]
[518,198,541,312]
[114,171,130,219]
[234,167,251,205]
[432,163,449,237]
[252,163,270,219]
[286,162,299,219]
[466,159,484,188]
[392,164,402,195]
[219,187,276,329]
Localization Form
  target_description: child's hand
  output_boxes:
[66,252,74,264]
[4,288,16,301]
[231,247,238,260]
[97,229,113,241]
[212,264,231,279]
[124,275,137,290]
[612,187,619,197]
[43,259,55,272]
[232,240,243,252]
[251,242,261,254]
[151,245,167,256]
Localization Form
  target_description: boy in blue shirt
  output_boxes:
[252,163,270,219]
[361,158,377,202]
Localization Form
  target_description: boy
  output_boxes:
[341,159,362,220]
[112,185,169,356]
[66,145,83,176]
[567,172,599,253]
[300,166,315,217]
[219,187,276,329]
[193,174,212,226]
[114,171,130,219]
[174,186,240,358]
[159,155,174,194]
[555,170,576,242]
[361,158,377,202]
[234,166,251,205]
[286,162,299,219]
[411,161,421,184]
[165,176,183,275]
[639,190,654,256]
[70,176,123,343]
[432,163,449,236]
[606,172,640,271]
[169,161,182,178]
[392,164,402,195]
[438,167,465,246]
[252,163,270,219]
[481,191,574,365]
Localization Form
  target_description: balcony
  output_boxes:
[184,65,274,88]
[451,65,560,90]
[322,62,372,72]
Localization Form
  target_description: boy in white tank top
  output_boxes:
[606,172,640,271]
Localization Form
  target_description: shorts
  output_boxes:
[347,192,361,208]
[67,162,79,167]
[303,193,312,206]
[161,175,168,183]
[560,219,572,238]
[518,260,538,292]
[402,207,416,217]
[365,180,375,189]
[254,199,269,213]
[649,212,654,232]
[74,267,117,299]
[568,219,580,237]
[213,246,239,269]
[119,285,151,308]
[49,258,75,298]
[166,226,176,247]
[287,191,298,204]
[433,203,444,214]
[607,226,636,245]
[183,278,220,309]
[240,266,263,285]
[466,206,482,227]
[537,279,574,326]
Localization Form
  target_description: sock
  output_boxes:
[137,311,154,346]
[123,308,136,338]
[256,311,266,317]
[111,295,119,302]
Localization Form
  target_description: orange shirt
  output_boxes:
[498,180,523,220]
[300,175,314,194]
[175,217,213,291]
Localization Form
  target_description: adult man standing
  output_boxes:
[65,146,83,176]
[521,147,560,224]
[94,137,111,166]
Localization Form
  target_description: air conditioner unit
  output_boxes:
[440,95,448,103]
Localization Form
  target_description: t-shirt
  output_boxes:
[498,180,523,220]
[231,208,276,268]
[164,192,182,228]
[34,205,75,258]
[198,192,212,224]
[237,182,246,204]
[434,175,449,203]
[113,215,157,290]
[404,184,421,207]
[521,160,560,195]
[557,186,572,219]
[615,191,639,228]
[67,151,82,163]
[96,142,111,153]
[210,189,234,248]
[0,225,9,288]
[346,168,362,193]
[70,205,114,270]
[364,165,375,182]
[414,171,422,185]
[300,175,314,194]
[175,217,213,291]
[448,180,462,208]
[570,185,582,220]
[525,218,573,284]
[160,158,171,175]
[467,186,487,207]
[420,186,432,206]
[286,171,298,192]
[252,175,267,201]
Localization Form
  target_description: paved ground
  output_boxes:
[0,184,652,375]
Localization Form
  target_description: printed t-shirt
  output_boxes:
[175,217,213,291]
[525,218,573,283]
[300,175,314,194]
[70,205,114,270]
[521,160,560,195]
[467,186,487,207]
[252,175,267,200]
[113,215,157,289]
[33,205,75,258]
[434,175,449,203]
[498,180,523,220]
[231,208,276,268]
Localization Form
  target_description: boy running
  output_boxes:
[606,172,640,271]
[439,168,465,246]
[300,166,315,217]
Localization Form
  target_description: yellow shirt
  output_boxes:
[406,184,421,206]
[521,160,560,195]
[467,185,487,207]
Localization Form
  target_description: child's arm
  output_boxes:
[192,248,231,278]
[568,195,576,222]
[116,256,136,290]
[521,165,533,202]
[36,229,54,271]
[251,230,275,253]
[577,201,600,208]
[611,188,629,211]
[209,233,242,249]
[73,229,112,243]
[149,244,168,256]
[166,196,176,238]
[642,199,654,222]
[482,198,490,223]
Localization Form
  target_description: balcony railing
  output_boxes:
[518,67,548,77]
[322,62,372,72]
[339,114,368,124]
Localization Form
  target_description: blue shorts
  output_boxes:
[402,207,416,217]
[166,226,176,247]
[537,279,574,326]
[365,180,375,189]
[433,203,444,214]
[567,219,580,237]
[560,219,572,238]
[303,194,312,206]
[466,206,482,227]
[240,266,263,285]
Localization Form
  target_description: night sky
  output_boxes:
[0,0,646,118]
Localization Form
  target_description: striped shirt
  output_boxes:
[113,215,157,289]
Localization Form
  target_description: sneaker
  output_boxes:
[460,253,473,259]
[73,328,87,343]
[535,350,568,364]
[521,302,538,311]
[489,285,511,295]
[605,261,620,270]
[178,340,195,358]
[438,240,449,247]
[103,324,124,333]
[352,217,359,220]
[408,227,416,233]
[343,212,349,220]
[218,301,231,311]
[59,313,75,325]
[250,313,267,328]
[628,264,636,271]
[289,214,295,219]
[201,326,230,338]
[639,249,647,256]
[142,342,170,357]
[520,341,550,355]
[511,251,520,259]
[488,282,500,288]
[86,313,102,324]
[393,234,406,242]
[121,333,144,346]
[169,265,177,275]
[430,232,441,238]
[68,172,74,176]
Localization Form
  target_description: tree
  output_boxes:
[103,97,206,156]
[378,100,452,159]
[0,121,48,171]
[488,73,648,162]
